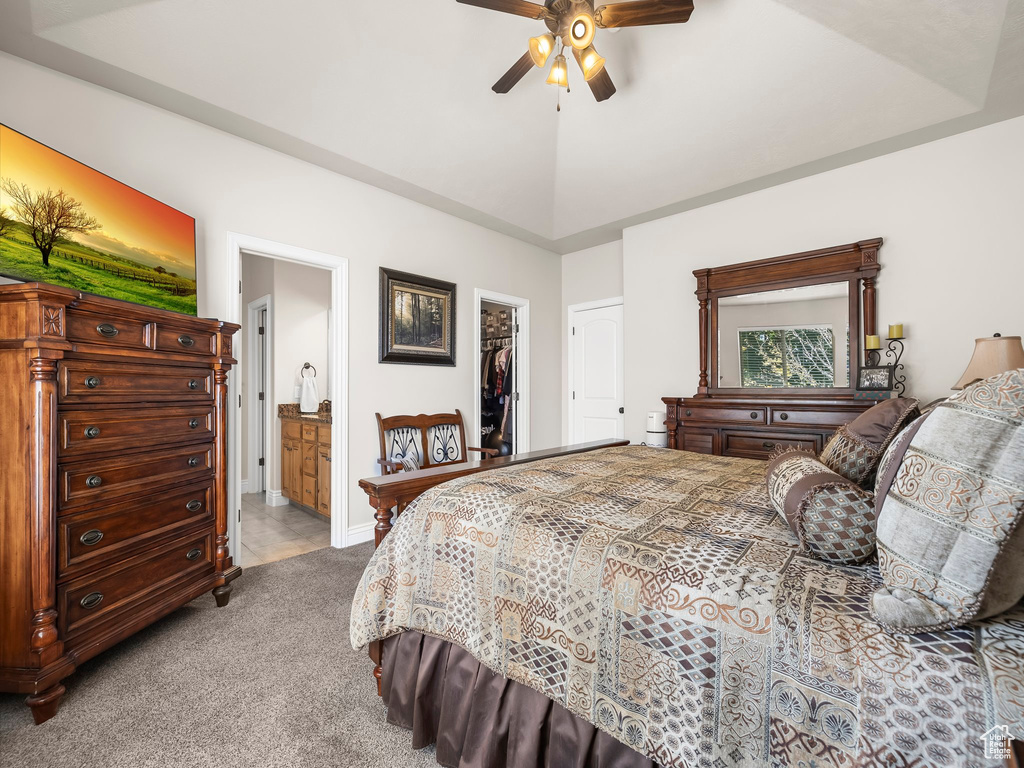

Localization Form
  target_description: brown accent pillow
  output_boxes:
[766,450,878,565]
[819,397,921,487]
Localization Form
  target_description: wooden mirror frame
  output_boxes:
[693,238,881,398]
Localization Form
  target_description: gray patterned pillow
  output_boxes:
[766,449,878,565]
[819,397,920,487]
[871,368,1024,632]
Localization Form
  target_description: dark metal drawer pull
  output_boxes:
[178,334,195,348]
[85,376,101,389]
[186,548,203,561]
[187,456,201,468]
[189,418,201,429]
[96,323,119,338]
[85,426,101,439]
[188,379,200,390]
[80,529,104,546]
[80,592,104,610]
[750,412,759,419]
[86,475,103,488]
[779,413,789,421]
[762,442,776,450]
[685,410,692,417]
[186,499,203,512]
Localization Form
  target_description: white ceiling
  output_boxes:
[1,0,1022,253]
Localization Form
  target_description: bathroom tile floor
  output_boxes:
[239,493,332,566]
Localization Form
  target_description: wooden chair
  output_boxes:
[375,409,498,476]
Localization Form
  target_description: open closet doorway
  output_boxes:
[234,246,345,566]
[475,289,531,456]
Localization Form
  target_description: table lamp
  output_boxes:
[953,334,1024,390]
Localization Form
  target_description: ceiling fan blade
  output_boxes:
[493,51,536,94]
[595,0,694,27]
[457,0,551,20]
[572,48,617,102]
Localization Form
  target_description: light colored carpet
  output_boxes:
[0,543,438,768]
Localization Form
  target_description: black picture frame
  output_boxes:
[856,365,894,391]
[379,267,456,366]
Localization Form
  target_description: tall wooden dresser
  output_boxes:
[0,283,239,724]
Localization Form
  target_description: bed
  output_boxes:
[351,444,1024,768]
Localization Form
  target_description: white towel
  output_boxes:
[300,375,319,414]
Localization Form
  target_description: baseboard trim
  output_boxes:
[240,479,249,495]
[264,489,290,507]
[345,522,375,547]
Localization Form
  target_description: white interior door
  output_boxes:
[571,304,625,442]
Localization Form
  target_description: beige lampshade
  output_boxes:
[953,335,1024,389]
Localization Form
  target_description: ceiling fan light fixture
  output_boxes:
[569,13,596,49]
[579,45,605,81]
[546,53,569,87]
[529,33,556,67]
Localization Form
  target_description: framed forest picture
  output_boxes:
[379,267,456,366]
[0,124,197,315]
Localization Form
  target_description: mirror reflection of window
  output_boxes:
[739,326,835,387]
[718,282,850,388]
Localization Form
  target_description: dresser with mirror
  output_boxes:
[663,239,882,459]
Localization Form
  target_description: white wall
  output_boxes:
[560,240,624,442]
[613,115,1024,445]
[0,52,563,536]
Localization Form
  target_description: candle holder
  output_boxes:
[885,336,907,396]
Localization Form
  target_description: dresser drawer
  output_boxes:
[59,443,214,510]
[154,325,216,357]
[58,530,214,638]
[58,482,214,575]
[680,429,716,454]
[681,406,766,425]
[282,421,301,440]
[318,424,331,444]
[58,405,215,457]
[66,309,152,351]
[301,423,318,442]
[58,360,213,403]
[722,431,820,460]
[769,408,857,428]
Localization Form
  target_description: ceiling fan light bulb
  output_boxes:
[580,45,605,81]
[569,13,596,49]
[546,54,568,87]
[529,33,555,67]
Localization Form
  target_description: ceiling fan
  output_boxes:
[457,0,695,106]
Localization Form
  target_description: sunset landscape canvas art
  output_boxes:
[0,124,197,314]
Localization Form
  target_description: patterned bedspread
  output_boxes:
[350,446,1024,767]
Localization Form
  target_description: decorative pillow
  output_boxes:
[766,449,878,565]
[871,368,1024,633]
[872,412,929,517]
[818,397,921,487]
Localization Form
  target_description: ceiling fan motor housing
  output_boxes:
[545,0,597,47]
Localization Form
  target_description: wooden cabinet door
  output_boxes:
[282,438,299,501]
[316,444,331,518]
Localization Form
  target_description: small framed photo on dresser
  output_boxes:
[856,365,894,392]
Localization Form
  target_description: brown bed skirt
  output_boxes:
[380,631,662,768]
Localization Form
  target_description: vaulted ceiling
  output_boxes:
[1,0,1022,253]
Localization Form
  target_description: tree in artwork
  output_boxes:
[0,179,101,268]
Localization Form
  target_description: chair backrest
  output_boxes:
[376,410,469,471]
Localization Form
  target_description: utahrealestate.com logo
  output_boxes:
[982,725,1016,760]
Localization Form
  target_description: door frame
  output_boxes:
[567,296,624,444]
[473,288,531,455]
[245,294,272,495]
[226,232,354,551]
